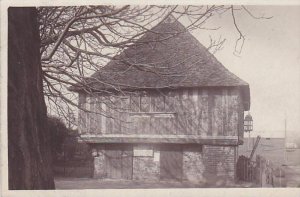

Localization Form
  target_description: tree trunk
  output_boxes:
[8,7,55,189]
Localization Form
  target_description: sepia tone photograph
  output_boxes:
[1,2,300,196]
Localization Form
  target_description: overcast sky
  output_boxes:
[189,6,300,138]
[41,5,300,139]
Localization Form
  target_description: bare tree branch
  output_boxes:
[38,5,269,126]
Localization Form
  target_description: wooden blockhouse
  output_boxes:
[69,17,250,183]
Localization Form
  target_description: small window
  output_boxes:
[165,92,175,112]
[128,92,175,114]
[153,95,165,112]
[120,97,130,112]
[130,96,140,112]
[140,96,150,112]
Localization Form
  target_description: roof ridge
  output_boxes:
[71,17,249,91]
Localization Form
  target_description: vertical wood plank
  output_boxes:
[207,90,213,136]
[152,116,159,134]
[228,88,239,136]
[176,90,186,134]
[112,97,121,134]
[198,89,209,136]
[182,89,190,135]
[105,144,133,180]
[86,96,91,134]
[106,105,113,134]
[101,102,107,134]
[78,94,86,134]
[166,91,176,134]
[120,97,130,134]
[211,89,224,136]
[105,146,122,179]
[95,96,102,134]
[144,116,151,134]
[222,89,228,136]
[89,97,95,134]
[160,145,183,180]
[121,146,133,179]
[237,90,245,139]
[131,116,138,134]
[191,89,198,135]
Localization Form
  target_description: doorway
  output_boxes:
[160,145,183,181]
[104,144,133,179]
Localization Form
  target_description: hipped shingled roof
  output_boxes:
[69,17,250,110]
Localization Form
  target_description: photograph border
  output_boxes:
[1,0,300,196]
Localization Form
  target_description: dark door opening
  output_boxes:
[160,145,183,181]
[105,144,133,179]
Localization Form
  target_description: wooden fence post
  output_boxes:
[255,155,261,186]
[261,157,267,187]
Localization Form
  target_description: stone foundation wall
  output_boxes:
[182,145,205,183]
[90,144,236,184]
[202,145,236,184]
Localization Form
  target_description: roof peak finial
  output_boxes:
[163,14,176,23]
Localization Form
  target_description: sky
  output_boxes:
[189,6,300,138]
[40,5,300,139]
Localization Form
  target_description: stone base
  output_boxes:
[90,144,237,184]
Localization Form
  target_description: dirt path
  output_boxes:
[54,178,257,189]
[55,178,203,189]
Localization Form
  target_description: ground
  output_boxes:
[54,144,300,189]
[239,141,300,187]
[55,178,258,189]
[54,164,300,189]
[283,165,300,187]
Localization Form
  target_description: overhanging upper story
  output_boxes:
[76,87,246,146]
[69,17,250,146]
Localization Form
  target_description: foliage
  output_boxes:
[48,116,69,159]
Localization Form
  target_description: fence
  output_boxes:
[237,155,286,187]
[255,155,286,187]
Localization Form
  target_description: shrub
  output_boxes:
[47,116,68,161]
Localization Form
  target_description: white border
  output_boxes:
[0,0,9,195]
[1,0,300,6]
[1,1,300,197]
